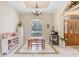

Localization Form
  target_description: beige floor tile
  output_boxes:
[2,43,79,57]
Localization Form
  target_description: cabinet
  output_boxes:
[49,30,59,45]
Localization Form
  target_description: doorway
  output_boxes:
[28,19,44,50]
[64,15,79,46]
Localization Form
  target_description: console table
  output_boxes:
[28,37,45,50]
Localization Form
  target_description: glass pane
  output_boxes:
[65,21,68,33]
[70,15,79,34]
[75,21,78,34]
[31,31,42,37]
[31,21,42,37]
[32,21,42,31]
[70,15,79,20]
[70,21,74,33]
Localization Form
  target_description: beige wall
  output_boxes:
[20,13,53,43]
[53,10,64,38]
[52,3,67,38]
[0,2,19,33]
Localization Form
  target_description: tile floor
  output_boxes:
[15,44,58,54]
[1,43,79,57]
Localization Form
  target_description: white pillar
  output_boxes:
[18,26,24,45]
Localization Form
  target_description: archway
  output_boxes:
[31,19,43,37]
[28,19,45,50]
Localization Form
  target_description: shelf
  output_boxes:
[2,35,18,54]
[8,42,18,52]
[8,39,18,51]
[7,36,18,40]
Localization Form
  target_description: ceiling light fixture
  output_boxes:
[33,1,42,16]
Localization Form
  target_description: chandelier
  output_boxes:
[33,1,42,16]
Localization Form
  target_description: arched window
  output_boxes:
[31,20,42,37]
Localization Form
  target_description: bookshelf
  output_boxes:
[2,33,18,55]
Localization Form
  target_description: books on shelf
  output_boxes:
[2,32,18,55]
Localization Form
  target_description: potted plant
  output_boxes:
[59,37,68,47]
[18,22,22,27]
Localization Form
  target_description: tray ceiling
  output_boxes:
[24,1,51,8]
[7,1,69,13]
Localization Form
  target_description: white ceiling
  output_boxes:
[24,1,51,8]
[8,1,69,13]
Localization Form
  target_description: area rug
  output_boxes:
[15,44,59,54]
